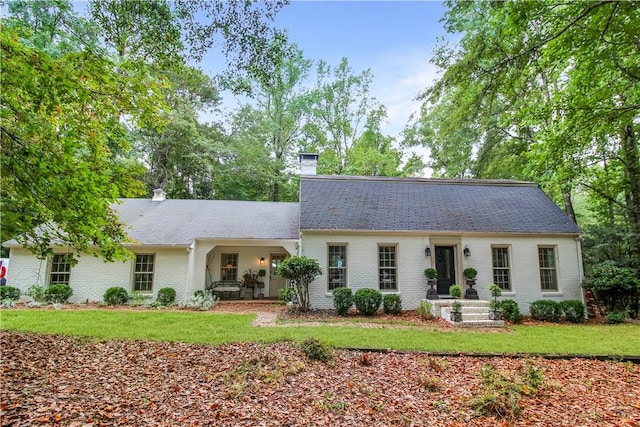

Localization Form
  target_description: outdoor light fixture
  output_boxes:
[425,246,431,257]
[463,246,471,257]
[260,257,265,266]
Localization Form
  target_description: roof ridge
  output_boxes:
[300,175,537,187]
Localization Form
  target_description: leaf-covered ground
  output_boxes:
[2,330,639,426]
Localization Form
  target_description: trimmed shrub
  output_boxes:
[559,300,585,323]
[103,287,129,305]
[449,284,462,299]
[300,338,333,362]
[529,300,562,322]
[157,287,177,306]
[605,310,626,324]
[333,287,353,315]
[44,285,72,304]
[500,299,522,324]
[382,294,402,315]
[278,287,297,305]
[0,286,21,301]
[354,288,382,316]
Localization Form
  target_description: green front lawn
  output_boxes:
[1,309,638,355]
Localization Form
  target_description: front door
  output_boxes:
[435,246,456,295]
[268,254,289,298]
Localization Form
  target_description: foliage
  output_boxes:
[382,294,402,315]
[103,287,129,306]
[500,300,522,324]
[179,292,218,311]
[0,25,157,262]
[605,311,626,325]
[0,286,21,301]
[275,256,322,312]
[470,363,543,419]
[128,291,147,307]
[583,264,640,318]
[353,288,383,316]
[529,300,563,323]
[463,267,477,279]
[559,300,585,324]
[156,288,177,306]
[300,338,333,362]
[450,301,462,314]
[416,1,640,264]
[278,287,297,305]
[25,285,46,303]
[332,287,354,316]
[44,285,72,304]
[417,301,433,320]
[448,284,462,299]
[424,268,438,279]
[488,284,502,298]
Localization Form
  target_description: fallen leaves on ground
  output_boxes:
[1,331,638,426]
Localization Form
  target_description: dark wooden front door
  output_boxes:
[435,246,456,295]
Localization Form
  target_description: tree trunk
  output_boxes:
[621,124,640,265]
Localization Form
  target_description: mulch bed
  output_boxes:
[2,331,639,426]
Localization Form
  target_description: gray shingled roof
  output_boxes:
[113,199,300,245]
[300,176,581,235]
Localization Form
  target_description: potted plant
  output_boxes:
[256,269,267,299]
[488,284,502,320]
[449,284,463,322]
[424,268,439,300]
[463,267,479,300]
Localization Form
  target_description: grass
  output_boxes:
[1,309,638,355]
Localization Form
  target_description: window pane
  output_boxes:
[538,247,557,290]
[50,254,71,285]
[378,246,397,290]
[134,254,155,292]
[221,253,238,281]
[328,245,346,290]
[491,247,510,290]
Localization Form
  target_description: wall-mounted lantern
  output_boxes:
[260,257,265,266]
[425,246,431,257]
[463,246,471,257]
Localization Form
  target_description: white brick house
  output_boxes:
[4,163,584,313]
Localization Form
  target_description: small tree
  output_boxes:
[276,256,322,312]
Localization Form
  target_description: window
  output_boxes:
[491,246,511,290]
[378,245,397,291]
[134,254,155,292]
[538,247,558,291]
[50,254,72,285]
[328,245,346,290]
[221,253,238,281]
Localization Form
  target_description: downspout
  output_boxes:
[185,241,196,297]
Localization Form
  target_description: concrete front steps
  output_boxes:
[429,299,505,328]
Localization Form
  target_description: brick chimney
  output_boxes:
[151,188,166,201]
[299,153,319,175]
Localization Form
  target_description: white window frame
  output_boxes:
[49,254,72,285]
[133,254,155,293]
[221,253,239,281]
[538,246,558,291]
[378,244,398,291]
[491,246,511,291]
[328,244,347,291]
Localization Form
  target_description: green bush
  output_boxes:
[0,286,21,300]
[605,310,626,324]
[333,287,353,315]
[179,292,218,311]
[278,287,297,305]
[500,299,522,324]
[25,285,46,303]
[559,300,585,323]
[584,263,640,318]
[300,338,333,362]
[417,301,433,320]
[529,300,562,322]
[449,284,462,299]
[44,285,73,304]
[354,288,382,316]
[382,294,402,315]
[157,287,176,306]
[103,287,129,305]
